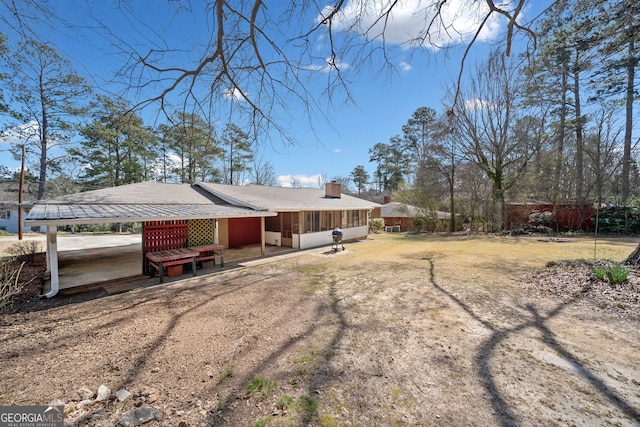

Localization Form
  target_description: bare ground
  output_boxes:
[1,233,639,426]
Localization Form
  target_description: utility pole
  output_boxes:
[18,144,25,240]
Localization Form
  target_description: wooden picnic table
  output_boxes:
[190,244,225,267]
[146,247,199,284]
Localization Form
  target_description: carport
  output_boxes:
[25,182,276,297]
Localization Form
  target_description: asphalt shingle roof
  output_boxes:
[38,182,212,205]
[195,182,379,211]
[381,202,451,219]
[26,181,379,225]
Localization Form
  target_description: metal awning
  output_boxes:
[26,203,276,226]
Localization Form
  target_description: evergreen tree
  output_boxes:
[73,96,156,188]
[350,165,369,196]
[594,0,640,204]
[368,137,410,193]
[162,112,221,183]
[401,106,440,189]
[222,123,253,185]
[4,39,89,199]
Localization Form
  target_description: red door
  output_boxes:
[228,217,261,248]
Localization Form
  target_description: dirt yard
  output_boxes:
[1,233,639,426]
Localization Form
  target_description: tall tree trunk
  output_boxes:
[573,65,584,229]
[449,168,455,232]
[554,69,568,205]
[624,242,640,266]
[621,36,635,205]
[38,82,48,201]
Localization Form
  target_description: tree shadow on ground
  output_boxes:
[423,256,640,427]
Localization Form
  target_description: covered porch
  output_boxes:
[48,233,295,295]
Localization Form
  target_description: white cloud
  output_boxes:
[0,121,40,145]
[464,97,494,111]
[305,56,351,73]
[277,174,324,188]
[318,0,509,49]
[223,87,249,102]
[399,61,412,71]
[332,148,341,154]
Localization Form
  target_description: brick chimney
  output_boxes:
[325,181,341,198]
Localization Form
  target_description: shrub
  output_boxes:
[594,207,640,234]
[0,261,26,310]
[370,218,385,233]
[5,240,42,265]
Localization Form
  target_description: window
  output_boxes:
[265,215,280,232]
[0,210,10,220]
[292,212,299,234]
[301,210,364,232]
[352,210,360,227]
[304,211,321,233]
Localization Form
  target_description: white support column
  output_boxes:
[44,225,59,298]
[214,218,219,245]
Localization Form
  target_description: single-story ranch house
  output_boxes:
[25,181,380,297]
[0,202,32,234]
[381,202,461,232]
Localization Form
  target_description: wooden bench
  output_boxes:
[146,248,199,284]
[190,244,224,267]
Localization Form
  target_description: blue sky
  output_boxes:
[0,1,549,189]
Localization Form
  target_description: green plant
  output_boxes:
[253,416,271,427]
[296,395,318,423]
[370,218,385,233]
[606,265,629,283]
[276,394,294,410]
[593,267,607,281]
[245,375,277,397]
[318,415,339,427]
[592,264,629,284]
[218,365,233,382]
[216,394,227,410]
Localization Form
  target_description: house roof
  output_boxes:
[35,181,210,205]
[25,182,273,226]
[195,182,380,211]
[381,202,451,219]
[25,181,379,226]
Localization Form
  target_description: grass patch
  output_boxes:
[245,375,277,397]
[218,365,233,382]
[216,394,227,411]
[296,395,318,423]
[296,264,330,293]
[253,416,271,427]
[276,394,294,410]
[318,414,339,427]
[290,351,327,386]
